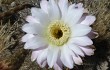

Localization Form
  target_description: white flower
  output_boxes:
[22,0,97,70]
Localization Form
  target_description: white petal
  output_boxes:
[68,44,84,57]
[87,31,99,39]
[71,24,91,37]
[63,46,83,65]
[72,55,83,65]
[48,0,61,21]
[89,45,96,49]
[24,36,47,49]
[58,0,68,19]
[80,47,95,56]
[21,34,34,42]
[60,45,74,69]
[47,46,59,68]
[77,3,83,8]
[31,50,43,61]
[77,13,88,24]
[40,60,47,68]
[54,63,62,70]
[37,48,48,66]
[55,51,63,70]
[22,23,43,35]
[40,0,49,14]
[69,36,93,46]
[26,16,40,23]
[81,45,96,49]
[64,4,84,25]
[80,15,96,25]
[31,7,49,25]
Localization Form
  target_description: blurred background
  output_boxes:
[0,0,110,70]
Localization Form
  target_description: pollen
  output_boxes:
[46,20,71,46]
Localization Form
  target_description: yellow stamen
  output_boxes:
[45,20,71,46]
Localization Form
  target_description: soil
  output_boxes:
[0,0,110,70]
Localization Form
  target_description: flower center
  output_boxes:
[51,27,63,39]
[46,20,70,46]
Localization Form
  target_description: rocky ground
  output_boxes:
[0,0,110,70]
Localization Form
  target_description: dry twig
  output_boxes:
[0,4,35,20]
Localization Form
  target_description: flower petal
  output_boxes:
[58,0,68,19]
[80,15,96,25]
[72,55,83,65]
[68,44,84,57]
[40,60,47,68]
[40,0,49,14]
[65,4,84,25]
[54,51,63,70]
[87,31,99,39]
[89,45,96,49]
[37,48,48,67]
[77,3,83,8]
[31,50,43,61]
[26,16,40,23]
[77,13,88,24]
[22,23,43,35]
[31,7,49,25]
[47,46,59,68]
[24,36,47,49]
[54,63,62,70]
[71,24,91,37]
[80,47,95,56]
[60,45,74,69]
[69,36,93,46]
[48,0,61,21]
[21,34,34,42]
